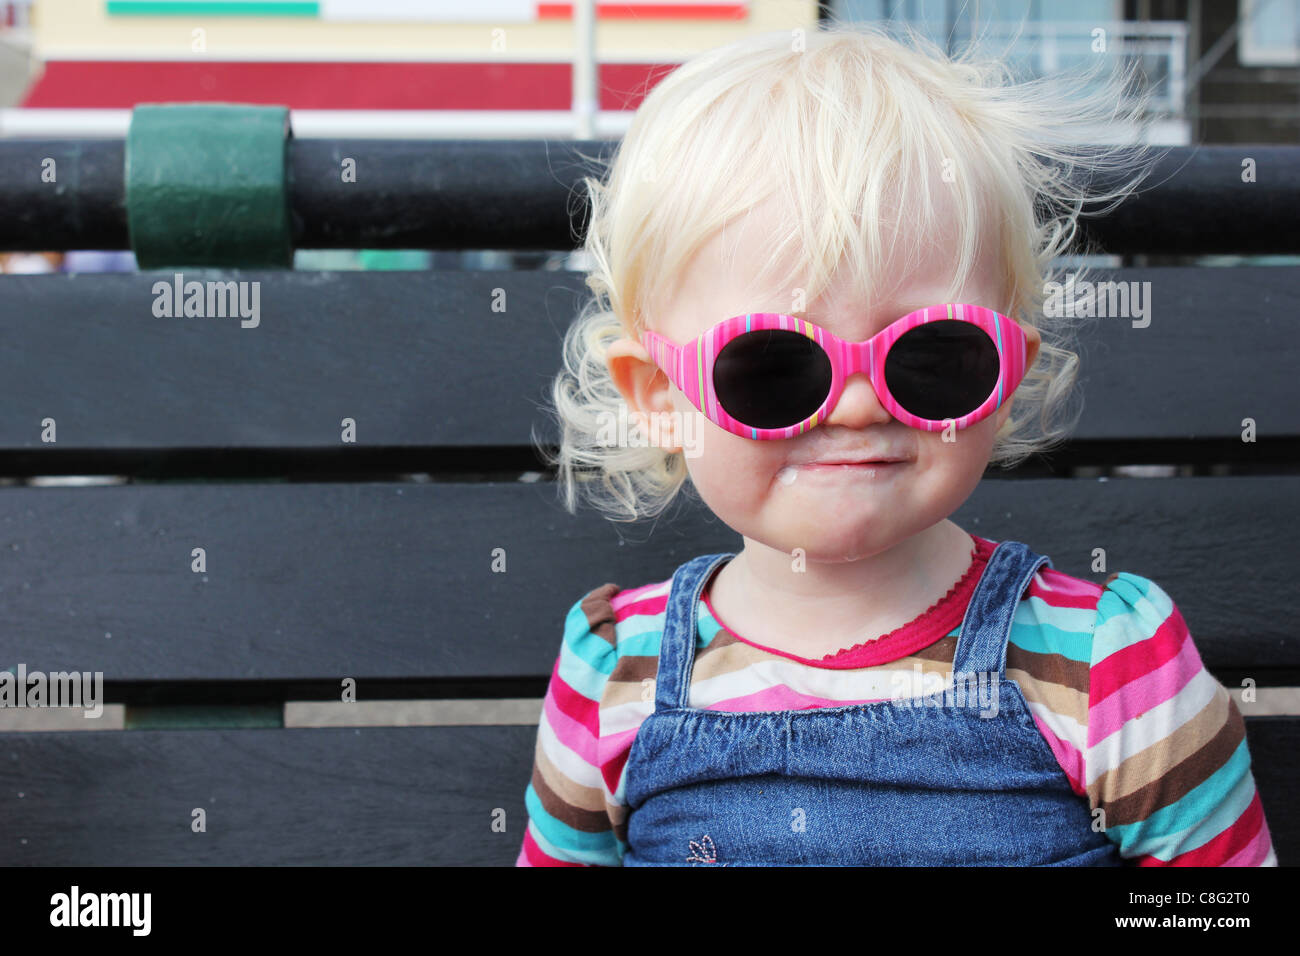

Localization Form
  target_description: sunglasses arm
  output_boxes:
[639,329,686,392]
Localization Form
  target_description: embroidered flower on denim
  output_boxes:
[686,834,728,865]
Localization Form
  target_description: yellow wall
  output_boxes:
[34,0,821,60]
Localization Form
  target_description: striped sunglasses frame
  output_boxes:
[640,303,1030,440]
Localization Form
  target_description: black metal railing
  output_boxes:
[2,140,1298,255]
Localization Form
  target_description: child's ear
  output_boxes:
[605,336,676,418]
[605,336,682,451]
[1022,323,1041,371]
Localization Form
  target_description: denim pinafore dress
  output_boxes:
[622,540,1123,866]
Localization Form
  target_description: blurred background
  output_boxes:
[0,0,1296,274]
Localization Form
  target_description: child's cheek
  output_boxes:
[682,428,789,523]
[920,417,999,472]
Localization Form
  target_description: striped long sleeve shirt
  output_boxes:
[517,533,1276,866]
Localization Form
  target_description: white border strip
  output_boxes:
[283,689,1300,727]
[0,109,1184,143]
[0,691,1293,732]
[0,107,636,137]
[33,48,690,62]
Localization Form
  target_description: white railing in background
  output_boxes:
[572,0,597,140]
[0,107,641,138]
[0,107,1190,145]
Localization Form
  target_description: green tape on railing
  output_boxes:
[124,704,283,730]
[126,104,293,268]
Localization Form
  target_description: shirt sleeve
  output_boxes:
[1084,572,1276,865]
[517,587,625,866]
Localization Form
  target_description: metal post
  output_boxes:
[573,0,597,139]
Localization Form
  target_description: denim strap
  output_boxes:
[953,539,1051,678]
[654,552,733,711]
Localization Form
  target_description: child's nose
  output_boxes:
[823,372,895,429]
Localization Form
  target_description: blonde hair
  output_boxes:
[535,20,1166,522]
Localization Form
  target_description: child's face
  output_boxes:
[607,194,1040,563]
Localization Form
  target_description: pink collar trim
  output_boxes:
[699,533,994,670]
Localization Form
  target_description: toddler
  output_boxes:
[517,24,1276,866]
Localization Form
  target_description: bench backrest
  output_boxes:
[0,138,1296,865]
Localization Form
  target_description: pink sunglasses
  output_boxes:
[641,303,1030,440]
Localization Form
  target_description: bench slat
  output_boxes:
[0,268,1295,453]
[0,725,534,865]
[2,477,1295,684]
[1,718,1292,865]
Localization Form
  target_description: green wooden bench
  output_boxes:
[0,106,1296,865]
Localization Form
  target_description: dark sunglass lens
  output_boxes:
[713,330,832,429]
[884,320,1000,421]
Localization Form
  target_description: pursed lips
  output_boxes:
[797,457,911,466]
